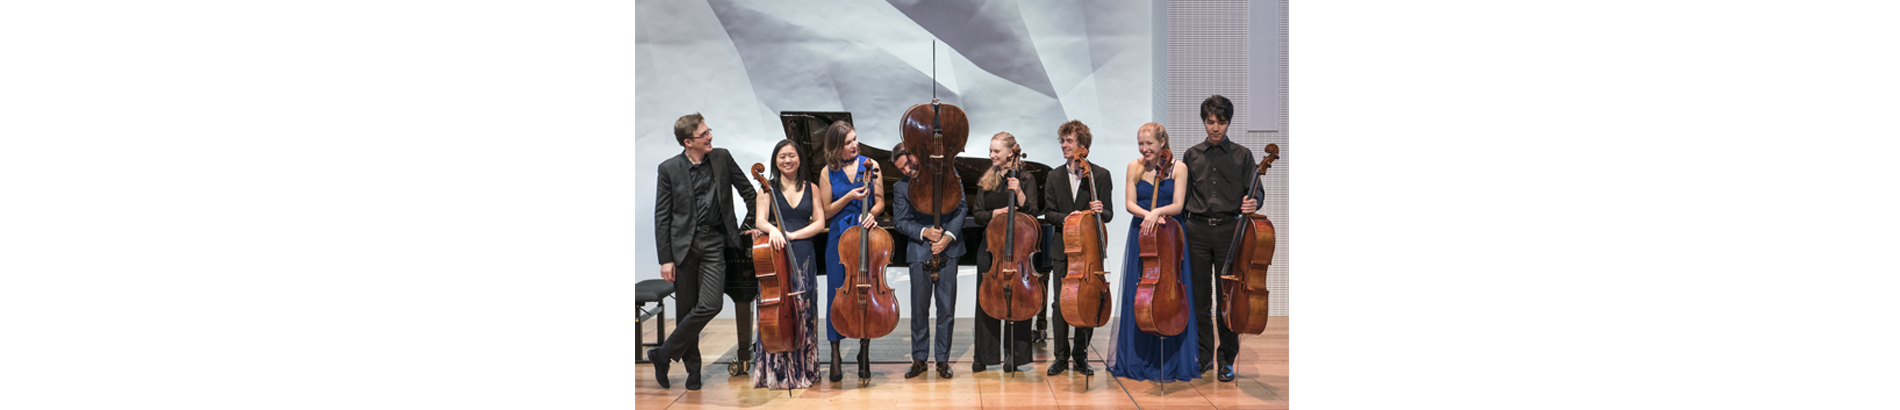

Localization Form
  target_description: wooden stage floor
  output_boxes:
[637,316,1288,409]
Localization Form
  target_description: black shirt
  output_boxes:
[689,157,717,227]
[1182,136,1263,217]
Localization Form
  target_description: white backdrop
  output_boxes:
[635,0,1155,318]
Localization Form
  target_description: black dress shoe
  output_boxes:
[1072,360,1095,376]
[685,370,703,390]
[1217,364,1236,382]
[971,361,986,373]
[1200,362,1214,373]
[937,362,954,379]
[1045,360,1069,376]
[647,349,671,388]
[905,359,928,379]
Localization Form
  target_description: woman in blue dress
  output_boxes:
[1106,122,1201,382]
[815,121,884,383]
[751,139,826,389]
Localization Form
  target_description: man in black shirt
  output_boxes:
[1180,95,1262,383]
[1041,120,1114,376]
[649,113,757,390]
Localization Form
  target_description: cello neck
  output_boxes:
[1083,164,1099,222]
[1003,167,1016,259]
[860,158,871,274]
[1081,162,1106,248]
[771,181,788,239]
[1149,169,1162,214]
[932,152,944,229]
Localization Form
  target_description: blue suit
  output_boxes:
[893,177,967,362]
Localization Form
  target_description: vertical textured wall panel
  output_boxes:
[1166,0,1288,316]
[1267,0,1289,317]
[1153,0,1168,123]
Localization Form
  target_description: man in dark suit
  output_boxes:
[1041,120,1114,376]
[890,142,967,380]
[649,112,757,390]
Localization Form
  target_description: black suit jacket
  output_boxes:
[653,148,757,265]
[1042,161,1115,262]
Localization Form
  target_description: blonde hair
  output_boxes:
[978,132,1021,191]
[1138,122,1171,172]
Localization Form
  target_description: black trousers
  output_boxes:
[651,229,727,371]
[1185,218,1241,368]
[1047,264,1093,363]
[973,254,1034,367]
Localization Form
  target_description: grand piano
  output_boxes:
[779,111,1057,272]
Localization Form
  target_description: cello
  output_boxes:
[897,100,968,279]
[748,163,802,354]
[829,157,899,385]
[1132,149,1191,337]
[901,41,969,278]
[1220,144,1280,335]
[1058,146,1112,328]
[979,145,1043,322]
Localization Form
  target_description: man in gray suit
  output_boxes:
[649,112,756,390]
[890,142,967,380]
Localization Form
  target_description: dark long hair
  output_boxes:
[768,139,805,191]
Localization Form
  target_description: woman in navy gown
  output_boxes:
[1106,122,1201,382]
[815,121,884,382]
[751,139,826,389]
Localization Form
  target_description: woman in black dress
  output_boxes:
[970,131,1040,373]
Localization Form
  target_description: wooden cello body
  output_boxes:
[1058,147,1112,328]
[979,149,1043,322]
[897,102,968,216]
[830,158,900,339]
[898,101,968,274]
[1132,151,1191,336]
[1220,144,1280,335]
[748,163,801,353]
